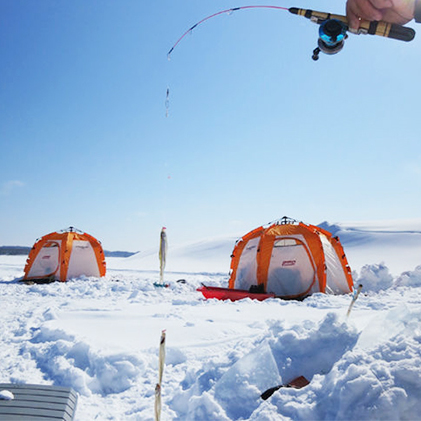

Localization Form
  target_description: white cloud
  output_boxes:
[1,180,25,195]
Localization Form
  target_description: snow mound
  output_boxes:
[251,306,421,421]
[110,235,238,274]
[106,218,421,276]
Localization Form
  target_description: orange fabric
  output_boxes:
[228,220,352,299]
[60,232,73,281]
[84,232,107,277]
[256,233,274,287]
[23,229,106,282]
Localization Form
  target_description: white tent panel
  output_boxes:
[67,240,100,279]
[320,235,350,294]
[234,237,260,290]
[267,238,316,296]
[26,241,61,279]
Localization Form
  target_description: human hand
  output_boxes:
[346,0,415,30]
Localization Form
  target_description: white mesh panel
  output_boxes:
[67,240,100,279]
[234,237,260,290]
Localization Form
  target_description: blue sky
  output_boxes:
[1,0,420,252]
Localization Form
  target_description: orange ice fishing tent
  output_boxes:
[228,217,353,300]
[23,227,106,282]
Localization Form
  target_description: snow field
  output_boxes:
[0,247,421,419]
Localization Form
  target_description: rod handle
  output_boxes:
[289,7,416,42]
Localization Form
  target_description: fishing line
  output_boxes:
[167,5,289,59]
[165,5,289,117]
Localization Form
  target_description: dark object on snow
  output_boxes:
[153,282,169,288]
[261,376,310,400]
[248,283,265,293]
[22,276,56,285]
[0,383,77,420]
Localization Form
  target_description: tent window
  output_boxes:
[44,242,59,248]
[274,239,299,247]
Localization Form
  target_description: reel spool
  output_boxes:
[312,19,348,60]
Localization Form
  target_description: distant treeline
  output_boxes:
[0,246,31,255]
[104,251,137,258]
[0,246,136,258]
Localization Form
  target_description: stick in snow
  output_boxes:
[155,330,166,421]
[346,284,363,318]
[159,227,167,284]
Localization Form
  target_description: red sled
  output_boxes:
[197,285,276,301]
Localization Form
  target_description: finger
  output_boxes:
[362,1,384,20]
[348,0,384,21]
[382,9,413,24]
[346,3,362,30]
[370,0,393,9]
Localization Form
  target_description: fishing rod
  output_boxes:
[167,5,416,61]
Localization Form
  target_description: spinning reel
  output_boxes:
[312,19,347,60]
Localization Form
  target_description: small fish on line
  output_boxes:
[165,88,170,117]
